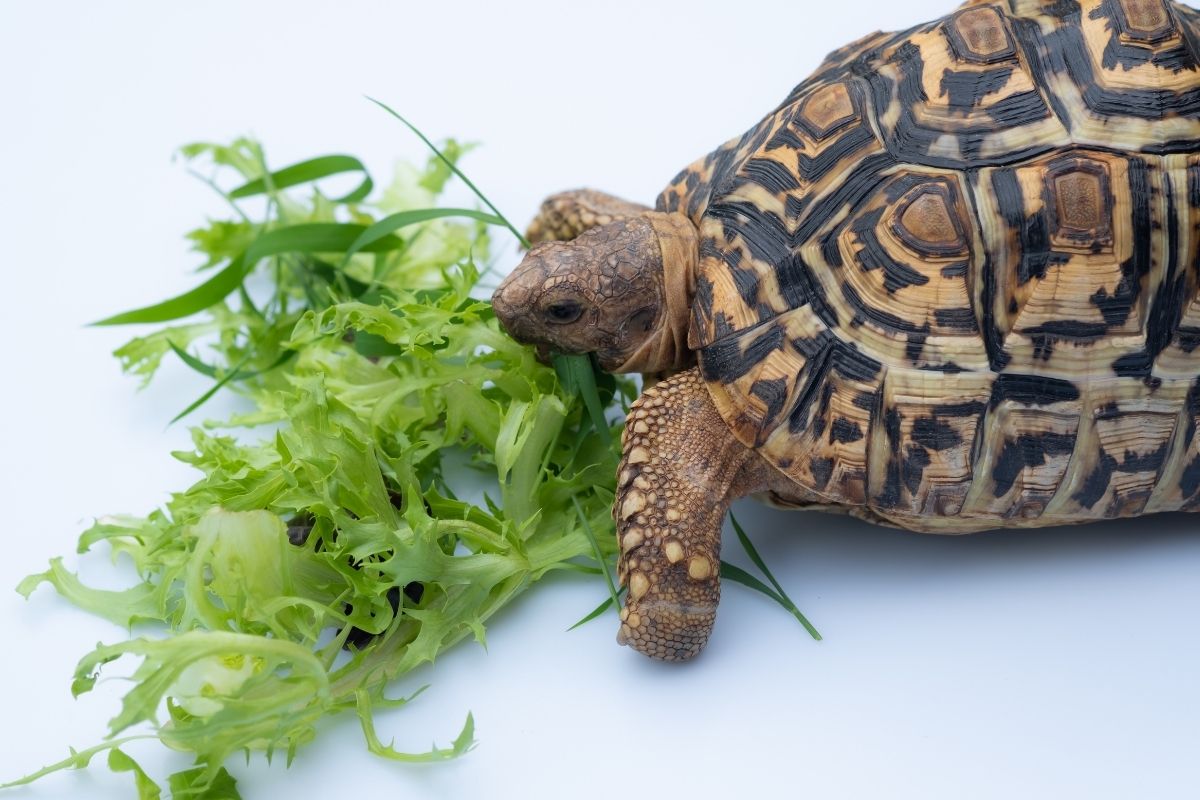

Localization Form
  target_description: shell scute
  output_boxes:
[948,5,1018,63]
[797,82,860,140]
[871,371,992,517]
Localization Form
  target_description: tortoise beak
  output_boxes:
[492,279,553,366]
[491,282,519,337]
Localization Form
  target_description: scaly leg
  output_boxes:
[615,368,776,661]
[525,189,649,245]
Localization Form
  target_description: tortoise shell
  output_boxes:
[658,0,1200,531]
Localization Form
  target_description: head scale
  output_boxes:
[492,213,698,374]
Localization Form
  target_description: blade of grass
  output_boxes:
[567,596,615,632]
[229,154,373,204]
[339,208,504,269]
[237,283,265,320]
[720,561,820,640]
[93,223,407,326]
[169,342,295,382]
[726,514,822,641]
[307,258,371,299]
[92,255,249,326]
[720,562,786,606]
[730,513,805,612]
[555,354,611,446]
[168,350,255,425]
[572,496,619,616]
[186,167,253,224]
[245,222,404,263]
[365,97,530,249]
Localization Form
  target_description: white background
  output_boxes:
[2,1,1200,798]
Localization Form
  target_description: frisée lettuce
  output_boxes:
[8,118,815,799]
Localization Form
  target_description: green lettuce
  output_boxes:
[9,121,812,799]
[9,137,629,796]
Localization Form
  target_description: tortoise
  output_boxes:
[492,0,1200,661]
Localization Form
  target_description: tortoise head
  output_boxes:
[492,212,698,374]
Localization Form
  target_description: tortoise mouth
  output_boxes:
[491,288,609,367]
[491,281,572,366]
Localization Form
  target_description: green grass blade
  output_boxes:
[169,369,241,425]
[365,98,530,248]
[167,348,297,425]
[307,258,372,299]
[91,255,249,326]
[567,596,615,632]
[339,208,503,269]
[94,223,406,327]
[720,561,821,640]
[169,342,295,382]
[237,282,264,320]
[244,222,403,264]
[572,496,619,614]
[228,154,373,203]
[730,514,790,603]
[725,516,822,641]
[555,355,611,446]
[720,561,786,606]
[168,342,231,379]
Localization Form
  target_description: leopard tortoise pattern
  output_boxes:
[657,0,1200,533]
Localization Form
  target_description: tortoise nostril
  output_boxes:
[490,287,509,316]
[491,289,521,338]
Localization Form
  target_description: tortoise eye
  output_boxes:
[544,301,583,325]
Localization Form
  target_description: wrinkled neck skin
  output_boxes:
[614,212,698,376]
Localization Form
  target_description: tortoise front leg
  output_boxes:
[525,189,649,245]
[614,368,774,660]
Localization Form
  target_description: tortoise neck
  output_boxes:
[615,212,698,375]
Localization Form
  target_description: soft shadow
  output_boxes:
[727,500,1199,587]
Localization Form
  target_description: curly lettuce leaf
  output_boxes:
[11,137,631,797]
